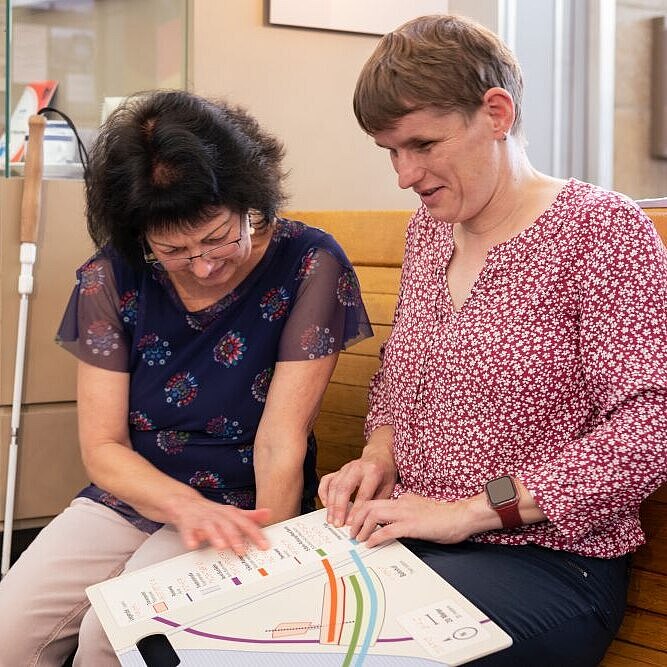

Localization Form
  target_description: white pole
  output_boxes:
[2,285,33,575]
[1,115,45,577]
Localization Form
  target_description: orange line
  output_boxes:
[322,558,337,643]
[258,568,268,576]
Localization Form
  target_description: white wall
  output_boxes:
[190,1,416,211]
[190,1,667,208]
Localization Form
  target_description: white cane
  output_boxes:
[1,114,46,577]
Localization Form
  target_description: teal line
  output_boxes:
[341,575,363,667]
[350,550,378,666]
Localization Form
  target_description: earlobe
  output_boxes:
[482,87,515,139]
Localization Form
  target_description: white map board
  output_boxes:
[87,509,511,666]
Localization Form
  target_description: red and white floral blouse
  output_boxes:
[365,179,667,557]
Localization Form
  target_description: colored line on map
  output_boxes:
[184,627,320,644]
[258,568,268,577]
[232,577,242,586]
[338,577,347,645]
[316,548,327,557]
[265,620,355,634]
[152,616,413,645]
[153,616,180,627]
[153,616,319,644]
[350,549,378,666]
[321,558,338,643]
[342,574,363,667]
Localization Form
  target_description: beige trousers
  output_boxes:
[0,498,188,666]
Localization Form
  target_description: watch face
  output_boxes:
[486,476,516,506]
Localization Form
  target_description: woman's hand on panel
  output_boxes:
[167,494,271,554]
[319,447,397,528]
[347,493,476,548]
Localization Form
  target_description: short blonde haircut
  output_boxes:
[353,14,524,135]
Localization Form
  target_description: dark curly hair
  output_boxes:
[85,89,286,266]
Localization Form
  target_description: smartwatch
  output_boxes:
[485,475,522,529]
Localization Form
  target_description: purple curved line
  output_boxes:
[184,628,320,644]
[153,617,317,644]
[154,616,179,627]
[153,616,413,645]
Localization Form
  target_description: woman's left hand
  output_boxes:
[347,493,475,548]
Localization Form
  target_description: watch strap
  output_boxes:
[495,501,522,529]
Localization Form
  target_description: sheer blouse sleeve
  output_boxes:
[277,244,372,362]
[55,253,131,372]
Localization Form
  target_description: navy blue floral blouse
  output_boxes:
[57,218,373,532]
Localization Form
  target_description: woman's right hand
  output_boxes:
[77,361,271,555]
[166,493,271,554]
[318,426,397,528]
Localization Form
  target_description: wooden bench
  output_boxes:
[285,206,667,666]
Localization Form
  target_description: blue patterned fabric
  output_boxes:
[57,218,373,532]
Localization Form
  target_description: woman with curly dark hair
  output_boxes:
[0,89,371,665]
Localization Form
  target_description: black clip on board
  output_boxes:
[136,633,180,667]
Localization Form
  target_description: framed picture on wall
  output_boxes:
[268,0,449,36]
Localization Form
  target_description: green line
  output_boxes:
[342,575,363,667]
[316,548,327,557]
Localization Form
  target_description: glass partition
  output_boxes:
[1,0,188,178]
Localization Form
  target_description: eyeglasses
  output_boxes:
[143,214,244,272]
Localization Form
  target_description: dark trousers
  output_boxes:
[403,539,630,667]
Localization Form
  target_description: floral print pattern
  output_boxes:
[85,320,120,357]
[119,289,138,325]
[156,430,189,455]
[138,333,172,366]
[251,368,274,403]
[79,261,105,296]
[129,411,154,431]
[57,217,373,532]
[300,324,335,359]
[366,179,667,558]
[164,372,198,407]
[190,470,223,489]
[213,331,247,367]
[297,248,319,279]
[259,287,290,322]
[336,269,362,307]
[205,416,243,440]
